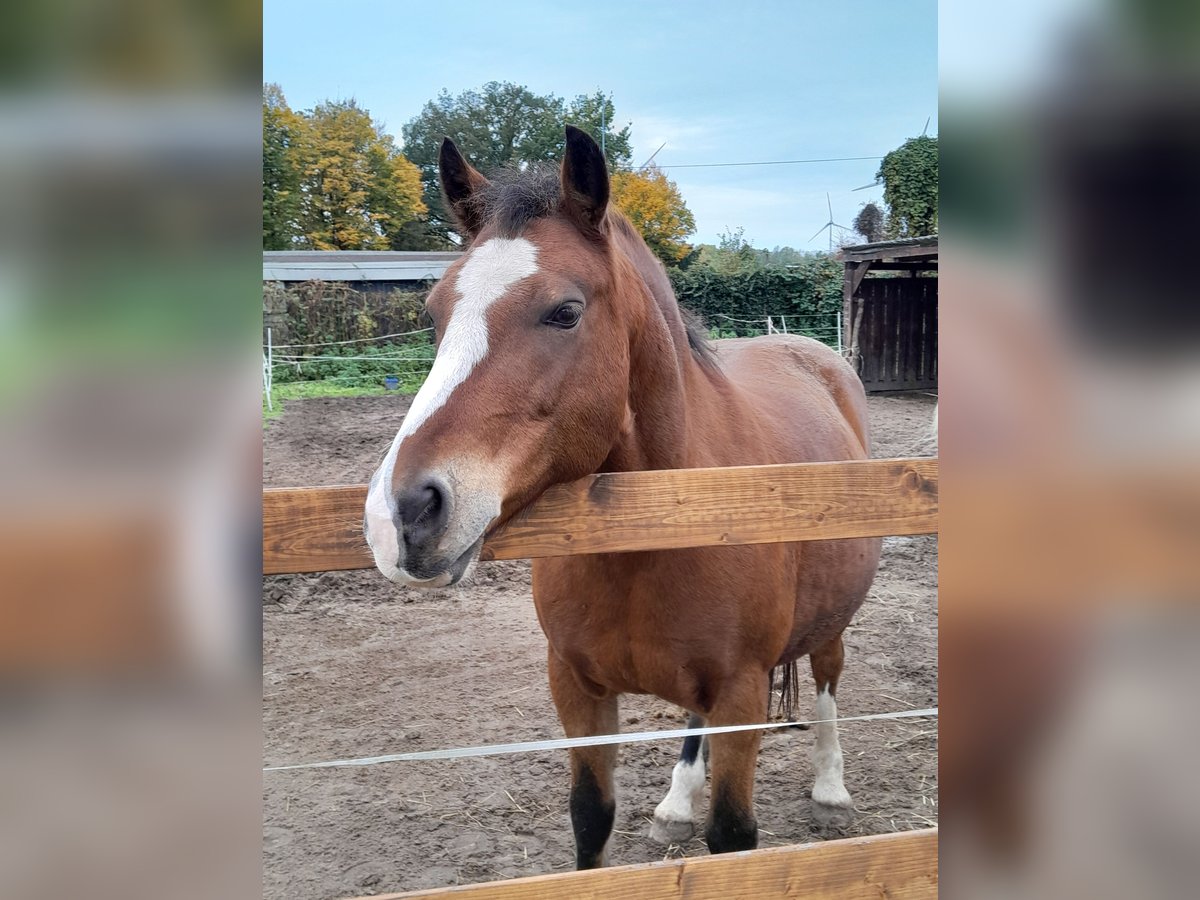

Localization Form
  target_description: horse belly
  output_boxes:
[779,536,882,663]
[534,548,795,712]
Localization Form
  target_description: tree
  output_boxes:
[689,227,758,273]
[755,245,821,268]
[852,202,886,243]
[301,99,426,250]
[563,91,633,165]
[402,82,633,240]
[262,87,428,250]
[609,165,696,265]
[877,135,938,238]
[263,84,307,249]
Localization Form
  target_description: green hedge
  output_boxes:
[264,261,845,391]
[270,337,434,388]
[265,282,433,389]
[268,281,429,347]
[669,258,843,339]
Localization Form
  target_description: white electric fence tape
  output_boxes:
[264,706,937,772]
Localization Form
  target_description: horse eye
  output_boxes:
[545,303,582,329]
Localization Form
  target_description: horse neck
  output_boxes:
[601,216,722,473]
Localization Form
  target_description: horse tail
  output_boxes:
[770,659,803,721]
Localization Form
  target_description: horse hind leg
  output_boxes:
[810,633,855,830]
[649,713,708,844]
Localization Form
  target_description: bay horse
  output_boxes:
[363,126,881,867]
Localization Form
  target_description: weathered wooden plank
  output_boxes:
[263,484,371,575]
[916,289,930,383]
[841,240,938,262]
[263,458,938,575]
[347,828,938,900]
[482,458,938,560]
[861,294,879,386]
[927,286,938,383]
[902,287,920,388]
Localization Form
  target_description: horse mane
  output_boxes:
[464,164,718,368]
[607,212,719,369]
[677,304,719,367]
[466,164,561,238]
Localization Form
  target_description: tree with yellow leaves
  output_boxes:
[301,99,426,250]
[263,84,307,250]
[610,165,696,265]
[262,86,427,250]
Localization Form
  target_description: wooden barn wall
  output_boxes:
[852,277,938,392]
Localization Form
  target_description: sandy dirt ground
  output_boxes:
[263,391,938,899]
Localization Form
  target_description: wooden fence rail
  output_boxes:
[264,457,937,574]
[264,457,939,899]
[350,828,938,900]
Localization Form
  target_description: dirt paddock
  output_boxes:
[263,391,938,900]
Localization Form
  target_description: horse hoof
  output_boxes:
[649,815,696,845]
[810,800,855,832]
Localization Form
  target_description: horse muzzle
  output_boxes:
[364,464,500,589]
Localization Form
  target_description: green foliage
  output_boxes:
[669,255,844,341]
[877,135,938,238]
[689,227,757,274]
[263,84,305,250]
[687,234,830,274]
[265,282,434,401]
[852,202,886,243]
[402,82,633,240]
[271,339,433,387]
[276,281,428,347]
[752,245,821,268]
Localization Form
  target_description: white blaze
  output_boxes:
[365,237,539,576]
[396,237,539,444]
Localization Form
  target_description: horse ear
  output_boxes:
[439,137,490,240]
[560,125,610,236]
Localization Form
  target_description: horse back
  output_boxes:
[712,335,871,464]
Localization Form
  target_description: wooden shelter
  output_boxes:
[841,237,938,392]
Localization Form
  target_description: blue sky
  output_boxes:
[265,0,936,249]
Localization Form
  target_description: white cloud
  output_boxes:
[622,112,732,165]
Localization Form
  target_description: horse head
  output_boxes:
[364,127,643,587]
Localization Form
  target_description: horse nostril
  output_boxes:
[396,478,449,546]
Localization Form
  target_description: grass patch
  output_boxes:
[263,379,416,426]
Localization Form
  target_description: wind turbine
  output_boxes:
[638,141,667,170]
[852,117,930,191]
[809,193,853,252]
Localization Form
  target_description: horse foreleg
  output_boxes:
[649,713,708,844]
[704,674,768,854]
[810,633,855,829]
[547,649,618,869]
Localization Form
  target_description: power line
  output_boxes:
[620,154,882,171]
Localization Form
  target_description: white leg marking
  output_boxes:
[812,688,852,808]
[650,751,706,843]
[364,237,538,575]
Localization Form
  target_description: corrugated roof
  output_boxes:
[839,235,937,262]
[840,236,938,253]
[263,251,463,282]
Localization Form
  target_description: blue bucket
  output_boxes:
[384,375,399,390]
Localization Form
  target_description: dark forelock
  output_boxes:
[464,164,562,238]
